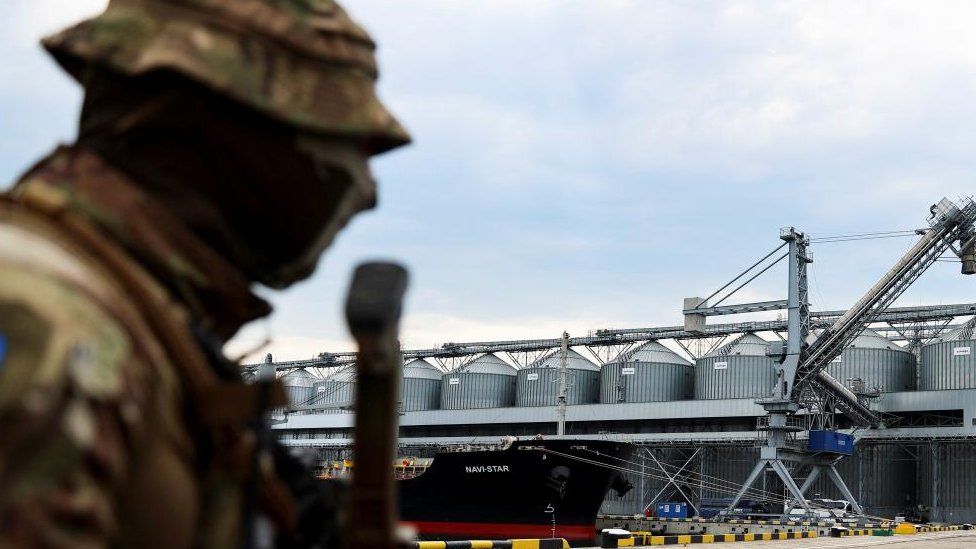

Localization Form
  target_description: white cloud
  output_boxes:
[10,1,976,363]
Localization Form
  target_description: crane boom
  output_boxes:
[794,198,976,426]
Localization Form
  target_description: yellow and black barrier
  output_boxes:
[647,517,823,526]
[413,539,568,549]
[628,516,892,528]
[603,531,818,547]
[917,525,962,533]
[831,528,872,537]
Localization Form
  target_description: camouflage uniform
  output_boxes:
[0,0,408,547]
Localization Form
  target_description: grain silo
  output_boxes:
[441,353,517,410]
[825,328,916,393]
[600,341,693,403]
[280,368,316,409]
[312,365,357,412]
[919,318,976,390]
[516,349,600,407]
[402,358,442,412]
[694,333,774,400]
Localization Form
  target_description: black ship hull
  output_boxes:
[398,439,634,545]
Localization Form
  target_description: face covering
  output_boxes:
[260,134,378,287]
[77,70,379,289]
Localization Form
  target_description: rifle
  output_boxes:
[239,262,408,549]
[343,262,408,549]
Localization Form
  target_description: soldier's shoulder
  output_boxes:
[0,217,134,409]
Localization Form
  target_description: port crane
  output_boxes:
[683,198,976,516]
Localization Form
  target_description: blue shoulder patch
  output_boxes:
[0,333,7,369]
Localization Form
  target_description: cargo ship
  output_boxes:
[397,438,635,546]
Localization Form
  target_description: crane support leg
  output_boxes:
[726,460,766,515]
[825,464,863,515]
[770,460,810,513]
[796,466,822,499]
[790,463,864,515]
[726,458,814,515]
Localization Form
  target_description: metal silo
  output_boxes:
[311,365,356,412]
[280,368,316,409]
[825,328,916,393]
[694,333,775,400]
[402,358,442,412]
[919,318,976,390]
[600,341,693,403]
[440,353,516,410]
[516,349,600,407]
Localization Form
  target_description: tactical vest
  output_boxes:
[0,179,292,548]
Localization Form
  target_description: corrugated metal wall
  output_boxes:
[515,368,599,406]
[440,373,516,410]
[698,447,774,501]
[312,380,355,412]
[807,444,914,518]
[600,447,782,515]
[600,448,689,515]
[919,339,976,390]
[401,378,441,412]
[917,442,976,523]
[284,384,314,408]
[826,348,916,393]
[598,443,935,519]
[600,362,693,403]
[694,356,776,400]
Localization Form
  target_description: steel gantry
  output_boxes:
[708,197,976,517]
[243,302,976,376]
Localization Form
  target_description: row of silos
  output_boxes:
[280,326,955,412]
[279,358,446,413]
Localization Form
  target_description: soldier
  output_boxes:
[0,0,408,547]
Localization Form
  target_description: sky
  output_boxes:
[2,1,974,362]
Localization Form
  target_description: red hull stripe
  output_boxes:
[404,521,593,540]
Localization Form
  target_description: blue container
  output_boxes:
[808,430,831,452]
[808,430,854,455]
[833,432,854,455]
[656,502,688,518]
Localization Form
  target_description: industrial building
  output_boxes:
[265,200,976,524]
[272,311,976,523]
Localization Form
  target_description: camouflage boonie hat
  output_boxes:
[43,0,410,154]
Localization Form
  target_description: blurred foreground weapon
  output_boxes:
[243,262,408,549]
[344,262,409,549]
